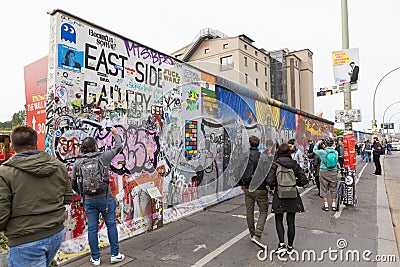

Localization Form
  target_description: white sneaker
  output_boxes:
[111,253,125,264]
[90,257,101,266]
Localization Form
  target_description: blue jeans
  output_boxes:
[7,229,64,267]
[365,151,371,162]
[85,195,119,259]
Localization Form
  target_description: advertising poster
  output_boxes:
[24,56,48,150]
[332,48,359,84]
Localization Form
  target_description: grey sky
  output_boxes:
[1,0,400,132]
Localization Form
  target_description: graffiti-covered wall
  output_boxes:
[45,10,334,263]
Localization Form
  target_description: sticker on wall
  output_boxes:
[58,44,83,72]
[185,120,198,159]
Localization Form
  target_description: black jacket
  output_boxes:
[266,156,308,213]
[240,147,270,190]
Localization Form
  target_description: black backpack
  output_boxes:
[76,155,109,196]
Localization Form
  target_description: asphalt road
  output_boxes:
[63,153,399,267]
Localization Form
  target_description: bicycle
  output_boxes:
[303,156,315,185]
[335,167,357,212]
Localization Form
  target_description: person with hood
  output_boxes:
[313,137,339,212]
[0,126,73,267]
[72,126,125,265]
[288,139,305,169]
[267,143,308,255]
[240,135,269,248]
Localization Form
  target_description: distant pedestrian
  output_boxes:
[0,126,73,267]
[364,140,372,163]
[372,137,383,175]
[387,141,393,155]
[288,139,305,169]
[313,137,339,212]
[335,139,345,168]
[267,143,308,255]
[239,136,269,248]
[313,142,323,197]
[359,141,365,161]
[72,127,125,266]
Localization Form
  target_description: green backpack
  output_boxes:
[325,150,338,168]
[276,163,297,198]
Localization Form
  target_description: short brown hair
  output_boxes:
[11,126,38,152]
[249,135,260,148]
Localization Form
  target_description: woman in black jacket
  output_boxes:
[267,143,308,255]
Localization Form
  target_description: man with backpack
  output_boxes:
[72,127,124,266]
[372,136,383,175]
[313,137,339,212]
[240,135,269,248]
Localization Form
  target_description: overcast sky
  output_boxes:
[1,0,400,132]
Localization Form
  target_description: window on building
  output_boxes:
[205,48,210,54]
[265,56,268,61]
[265,82,268,91]
[255,62,258,71]
[221,55,233,65]
[223,43,228,49]
[256,78,259,87]
[265,67,268,76]
[245,74,248,83]
[244,44,248,50]
[220,55,233,71]
[255,51,258,56]
[244,56,248,66]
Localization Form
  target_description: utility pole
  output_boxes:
[341,0,352,131]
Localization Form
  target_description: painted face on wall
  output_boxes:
[61,23,76,44]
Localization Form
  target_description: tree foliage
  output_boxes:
[0,110,25,130]
[334,128,344,137]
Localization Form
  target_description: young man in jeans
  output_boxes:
[240,136,269,248]
[72,127,125,265]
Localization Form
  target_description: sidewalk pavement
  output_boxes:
[60,154,399,266]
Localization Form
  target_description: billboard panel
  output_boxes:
[332,48,359,84]
[24,56,48,150]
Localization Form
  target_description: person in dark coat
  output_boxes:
[313,142,323,197]
[240,136,269,248]
[267,143,308,255]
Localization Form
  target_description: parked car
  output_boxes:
[391,142,400,151]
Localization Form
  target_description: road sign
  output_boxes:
[335,109,362,123]
[316,84,358,97]
[381,123,394,129]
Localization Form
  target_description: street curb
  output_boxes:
[377,157,399,266]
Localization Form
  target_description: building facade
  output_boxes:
[171,29,315,114]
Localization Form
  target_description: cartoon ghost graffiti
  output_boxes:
[61,23,76,44]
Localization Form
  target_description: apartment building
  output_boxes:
[171,28,314,114]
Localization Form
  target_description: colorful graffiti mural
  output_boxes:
[44,10,334,263]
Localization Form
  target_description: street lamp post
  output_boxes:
[341,0,352,131]
[372,66,400,132]
[382,101,400,140]
[388,112,400,141]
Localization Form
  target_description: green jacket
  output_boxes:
[0,151,72,247]
[313,145,338,171]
